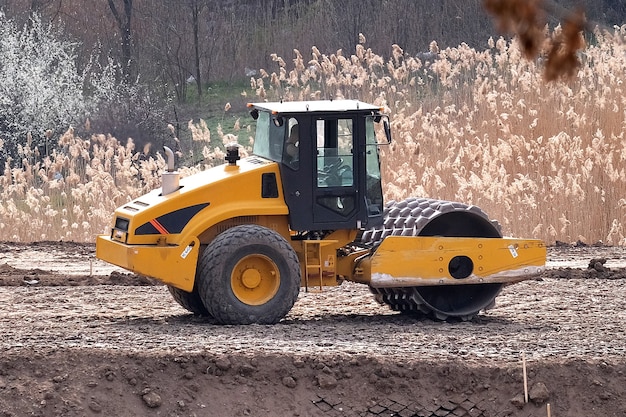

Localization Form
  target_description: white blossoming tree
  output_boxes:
[0,12,116,160]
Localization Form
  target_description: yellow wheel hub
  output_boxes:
[231,254,280,305]
[241,269,262,289]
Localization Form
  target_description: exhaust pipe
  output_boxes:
[162,146,180,195]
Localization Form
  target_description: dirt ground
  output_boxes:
[1,241,626,417]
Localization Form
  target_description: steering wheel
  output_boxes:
[324,158,343,172]
[320,158,351,186]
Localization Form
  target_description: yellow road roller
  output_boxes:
[96,100,545,324]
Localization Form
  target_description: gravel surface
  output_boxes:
[2,278,626,364]
[0,241,625,417]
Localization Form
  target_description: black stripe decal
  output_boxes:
[135,203,210,235]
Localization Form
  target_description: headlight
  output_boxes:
[115,217,130,232]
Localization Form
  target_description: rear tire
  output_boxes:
[167,285,211,316]
[197,225,301,324]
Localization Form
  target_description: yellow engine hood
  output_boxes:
[106,156,288,246]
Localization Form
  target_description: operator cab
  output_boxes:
[249,100,390,232]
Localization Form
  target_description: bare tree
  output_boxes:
[29,0,58,12]
[108,0,134,79]
[0,0,621,104]
[189,0,206,98]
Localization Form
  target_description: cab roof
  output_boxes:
[248,99,382,115]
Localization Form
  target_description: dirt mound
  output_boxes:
[543,257,626,280]
[1,351,623,417]
[0,267,153,287]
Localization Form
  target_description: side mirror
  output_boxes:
[383,119,392,144]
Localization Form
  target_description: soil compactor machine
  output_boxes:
[96,100,546,324]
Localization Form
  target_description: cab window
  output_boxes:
[252,111,284,162]
[316,118,354,188]
[282,118,300,169]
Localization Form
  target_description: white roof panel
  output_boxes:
[249,99,381,114]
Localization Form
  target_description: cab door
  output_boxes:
[280,112,382,231]
[312,117,360,227]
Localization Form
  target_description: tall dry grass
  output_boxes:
[1,26,625,245]
[254,27,626,245]
[0,121,244,242]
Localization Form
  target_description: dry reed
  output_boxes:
[0,121,241,242]
[256,28,626,245]
[1,26,625,245]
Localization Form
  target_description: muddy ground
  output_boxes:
[0,241,626,417]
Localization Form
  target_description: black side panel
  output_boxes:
[261,173,279,198]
